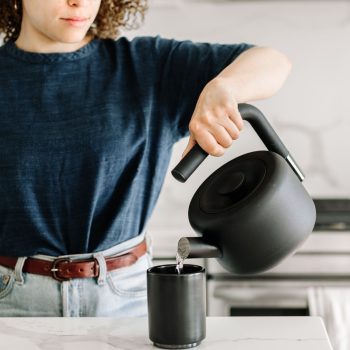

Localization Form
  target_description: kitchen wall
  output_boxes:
[121,0,350,242]
[2,1,349,251]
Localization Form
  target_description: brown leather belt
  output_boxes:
[0,240,147,282]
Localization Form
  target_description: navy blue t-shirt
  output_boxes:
[0,36,252,256]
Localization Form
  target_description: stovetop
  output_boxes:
[206,198,350,276]
[149,198,350,261]
[313,198,350,231]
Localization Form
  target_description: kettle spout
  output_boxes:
[177,237,222,260]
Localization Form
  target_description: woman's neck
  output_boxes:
[15,28,92,53]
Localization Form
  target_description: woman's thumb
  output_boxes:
[182,136,197,158]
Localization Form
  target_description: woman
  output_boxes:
[0,0,291,317]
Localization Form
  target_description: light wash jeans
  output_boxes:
[0,234,153,317]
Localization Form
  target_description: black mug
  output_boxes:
[147,264,206,349]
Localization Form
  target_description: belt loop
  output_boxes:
[61,281,70,317]
[93,252,107,286]
[14,257,27,285]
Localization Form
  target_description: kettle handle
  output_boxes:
[171,103,305,182]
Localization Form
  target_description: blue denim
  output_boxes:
[0,236,153,317]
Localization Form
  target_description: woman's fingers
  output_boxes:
[182,136,197,158]
[188,111,242,156]
[226,103,244,131]
[208,122,235,149]
[219,117,241,142]
[188,123,227,157]
[184,78,245,157]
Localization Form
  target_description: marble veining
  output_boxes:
[0,317,333,350]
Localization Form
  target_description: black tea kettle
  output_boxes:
[172,104,316,275]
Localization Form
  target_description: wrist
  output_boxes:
[209,76,244,104]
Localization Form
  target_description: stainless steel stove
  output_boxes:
[313,198,350,231]
[206,198,350,316]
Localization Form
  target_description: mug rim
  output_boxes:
[147,264,205,276]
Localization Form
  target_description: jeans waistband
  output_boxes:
[30,232,148,262]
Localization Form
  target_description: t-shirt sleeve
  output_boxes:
[153,36,254,143]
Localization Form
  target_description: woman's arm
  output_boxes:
[183,46,292,157]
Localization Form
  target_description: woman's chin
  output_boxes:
[58,32,90,45]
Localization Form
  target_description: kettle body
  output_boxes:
[172,104,316,275]
[188,150,316,274]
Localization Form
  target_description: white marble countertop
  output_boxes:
[0,316,333,350]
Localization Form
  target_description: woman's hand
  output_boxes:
[182,77,243,157]
[182,46,292,158]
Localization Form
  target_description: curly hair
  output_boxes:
[0,0,148,43]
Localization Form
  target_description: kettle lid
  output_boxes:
[199,152,267,214]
